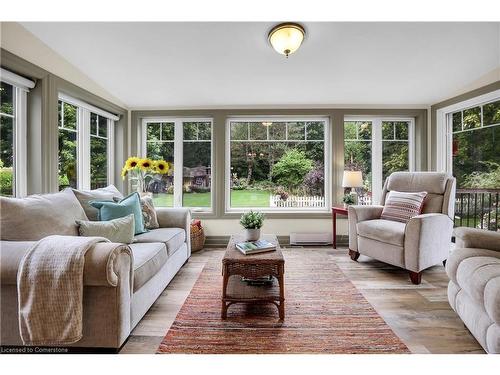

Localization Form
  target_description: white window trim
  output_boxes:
[344,116,415,204]
[436,89,500,173]
[141,117,214,213]
[225,116,331,213]
[59,94,116,190]
[0,69,34,197]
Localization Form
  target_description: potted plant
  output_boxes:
[240,210,265,241]
[342,193,355,208]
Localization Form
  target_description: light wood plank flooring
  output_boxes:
[119,247,484,354]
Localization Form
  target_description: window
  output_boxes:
[57,94,117,190]
[1,69,33,197]
[143,118,213,211]
[344,117,414,204]
[226,118,328,212]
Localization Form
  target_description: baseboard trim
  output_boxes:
[203,235,348,248]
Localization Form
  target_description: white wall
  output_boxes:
[0,22,127,108]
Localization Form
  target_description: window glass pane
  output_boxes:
[58,100,62,127]
[230,122,248,140]
[287,122,305,140]
[358,122,372,140]
[395,121,409,140]
[161,122,175,141]
[230,120,326,209]
[483,100,500,126]
[0,115,14,196]
[63,102,77,130]
[344,137,372,199]
[344,121,357,139]
[382,121,394,140]
[98,116,107,137]
[147,141,174,207]
[198,122,211,140]
[183,122,198,140]
[268,122,286,140]
[249,122,268,140]
[183,142,211,207]
[463,106,481,130]
[452,111,462,133]
[306,121,324,140]
[90,113,98,135]
[147,123,161,141]
[0,82,14,116]
[382,141,409,184]
[90,136,107,189]
[58,129,77,190]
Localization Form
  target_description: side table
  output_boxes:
[331,206,348,249]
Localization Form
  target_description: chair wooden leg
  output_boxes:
[409,271,422,285]
[443,259,447,267]
[349,249,360,261]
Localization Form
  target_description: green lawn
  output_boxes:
[152,189,271,208]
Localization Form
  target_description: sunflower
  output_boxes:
[154,160,169,174]
[120,167,128,180]
[124,156,141,170]
[138,158,154,171]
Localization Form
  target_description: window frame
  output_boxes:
[436,89,500,174]
[1,68,34,197]
[58,93,117,190]
[140,117,214,213]
[344,116,415,204]
[225,116,331,214]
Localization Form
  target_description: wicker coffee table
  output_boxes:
[221,234,285,320]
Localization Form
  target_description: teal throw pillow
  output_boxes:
[90,192,146,235]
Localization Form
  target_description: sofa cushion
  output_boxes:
[73,185,123,221]
[446,247,500,284]
[0,189,88,241]
[357,219,406,246]
[380,191,427,223]
[129,242,168,292]
[134,228,186,256]
[456,256,500,306]
[76,214,135,244]
[386,172,450,195]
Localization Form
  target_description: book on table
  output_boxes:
[236,239,276,255]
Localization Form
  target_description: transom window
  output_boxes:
[226,118,329,212]
[142,118,213,211]
[344,117,414,204]
[58,94,117,190]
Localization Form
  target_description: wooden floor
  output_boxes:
[119,247,484,354]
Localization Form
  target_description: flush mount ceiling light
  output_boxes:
[268,22,306,57]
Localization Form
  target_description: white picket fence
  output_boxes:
[270,195,325,208]
[358,195,372,205]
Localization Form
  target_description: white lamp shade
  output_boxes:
[342,171,363,188]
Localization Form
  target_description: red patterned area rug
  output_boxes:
[157,249,409,354]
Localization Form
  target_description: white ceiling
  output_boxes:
[21,22,500,108]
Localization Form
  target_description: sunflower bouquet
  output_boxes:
[121,156,170,194]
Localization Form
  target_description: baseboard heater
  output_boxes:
[289,232,332,246]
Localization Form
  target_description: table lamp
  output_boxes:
[342,170,363,204]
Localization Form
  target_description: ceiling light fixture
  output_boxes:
[268,22,306,58]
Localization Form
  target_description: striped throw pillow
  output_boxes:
[381,191,427,223]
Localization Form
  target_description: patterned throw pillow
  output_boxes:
[113,195,159,230]
[380,191,427,223]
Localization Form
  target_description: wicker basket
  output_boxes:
[190,222,206,252]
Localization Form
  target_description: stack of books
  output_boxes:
[236,239,276,255]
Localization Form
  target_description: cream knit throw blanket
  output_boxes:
[17,235,109,345]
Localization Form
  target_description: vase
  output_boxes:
[245,228,261,242]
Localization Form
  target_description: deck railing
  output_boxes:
[454,188,500,231]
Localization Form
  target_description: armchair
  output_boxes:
[348,172,456,284]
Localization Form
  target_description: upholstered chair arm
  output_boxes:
[404,213,453,272]
[347,205,384,251]
[454,227,500,252]
[156,207,191,256]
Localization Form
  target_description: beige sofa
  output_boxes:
[446,227,500,354]
[348,172,456,284]
[0,188,191,349]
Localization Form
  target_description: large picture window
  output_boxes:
[58,94,116,190]
[344,117,414,204]
[143,118,213,211]
[1,69,33,197]
[226,118,328,212]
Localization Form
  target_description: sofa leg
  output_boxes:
[409,271,422,285]
[443,259,447,267]
[349,249,360,261]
